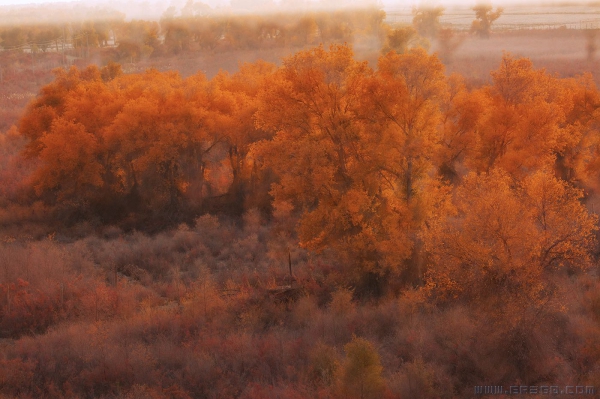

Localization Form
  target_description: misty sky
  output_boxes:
[0,0,568,6]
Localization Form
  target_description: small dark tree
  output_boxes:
[470,4,503,38]
[382,26,426,54]
[586,29,598,62]
[437,28,463,64]
[338,337,385,399]
[412,6,444,39]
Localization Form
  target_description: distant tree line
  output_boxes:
[0,8,386,61]
[0,3,506,64]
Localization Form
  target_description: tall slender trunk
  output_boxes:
[406,158,413,203]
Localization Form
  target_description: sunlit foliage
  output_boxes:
[0,40,600,399]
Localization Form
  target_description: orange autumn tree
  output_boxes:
[253,45,451,289]
[467,54,570,177]
[253,45,386,283]
[360,47,452,282]
[424,168,597,311]
[208,61,277,213]
[20,66,121,214]
[422,167,597,386]
[437,74,485,182]
[102,70,214,215]
[364,48,448,207]
[558,74,600,191]
[19,66,99,158]
[19,65,226,224]
[31,119,104,206]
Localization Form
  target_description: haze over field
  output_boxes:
[0,0,592,10]
[1,0,599,28]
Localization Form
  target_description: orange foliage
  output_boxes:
[253,45,453,283]
[7,37,600,399]
[466,54,570,176]
[424,169,597,312]
[3,47,600,399]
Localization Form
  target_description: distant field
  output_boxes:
[383,4,600,84]
[387,4,600,30]
[433,29,598,85]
